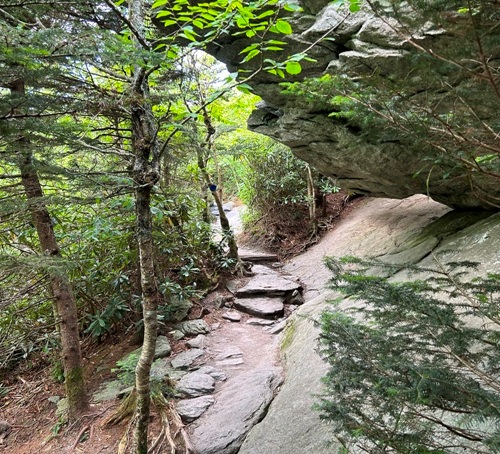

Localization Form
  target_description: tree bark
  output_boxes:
[198,106,239,261]
[10,78,88,420]
[127,1,161,451]
[20,158,88,419]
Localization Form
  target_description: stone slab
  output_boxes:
[190,367,283,454]
[171,348,205,369]
[234,297,284,318]
[176,372,215,398]
[236,274,301,297]
[177,396,215,423]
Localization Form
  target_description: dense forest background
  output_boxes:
[2,0,499,453]
[0,0,340,451]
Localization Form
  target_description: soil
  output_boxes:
[0,194,361,454]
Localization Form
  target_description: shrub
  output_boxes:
[318,256,500,453]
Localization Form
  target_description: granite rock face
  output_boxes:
[156,2,500,209]
[239,197,499,454]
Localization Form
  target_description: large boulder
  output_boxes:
[156,2,500,210]
[239,196,499,453]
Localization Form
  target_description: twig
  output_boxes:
[70,424,90,452]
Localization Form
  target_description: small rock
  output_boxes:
[213,296,225,308]
[48,396,61,405]
[177,396,215,422]
[170,330,185,341]
[226,280,238,294]
[268,320,287,335]
[0,420,11,440]
[271,262,284,268]
[287,289,305,305]
[176,372,215,397]
[246,318,275,326]
[151,358,172,379]
[56,398,68,418]
[197,366,227,381]
[186,335,207,349]
[217,357,245,366]
[93,380,130,403]
[222,311,241,322]
[223,201,234,212]
[171,348,205,369]
[154,335,172,358]
[211,322,221,330]
[177,320,210,335]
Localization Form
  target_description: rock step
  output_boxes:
[234,297,284,319]
[239,252,279,262]
[235,273,302,298]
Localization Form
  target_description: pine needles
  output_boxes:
[318,256,500,453]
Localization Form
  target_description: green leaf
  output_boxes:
[237,83,253,94]
[161,19,177,25]
[283,2,303,12]
[257,10,275,19]
[152,0,168,8]
[275,19,293,35]
[193,19,205,29]
[263,46,284,51]
[241,48,260,62]
[349,0,361,12]
[285,61,302,75]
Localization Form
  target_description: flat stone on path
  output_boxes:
[171,348,205,369]
[190,367,283,454]
[177,320,210,335]
[186,335,207,349]
[234,297,284,318]
[246,318,275,326]
[176,372,216,398]
[236,273,301,297]
[177,396,215,423]
[222,311,242,322]
[197,366,227,381]
[215,346,244,367]
[267,320,287,335]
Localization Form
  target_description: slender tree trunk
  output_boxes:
[131,183,158,454]
[11,79,88,420]
[198,106,239,261]
[306,165,317,234]
[127,1,161,451]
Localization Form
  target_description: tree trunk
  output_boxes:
[11,78,88,420]
[20,150,88,420]
[127,1,161,451]
[306,165,317,234]
[198,106,239,261]
[131,184,158,454]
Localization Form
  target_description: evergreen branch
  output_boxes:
[103,0,151,52]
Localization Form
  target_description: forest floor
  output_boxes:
[0,192,362,454]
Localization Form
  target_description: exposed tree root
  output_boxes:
[103,388,194,454]
[102,389,137,427]
[149,392,194,454]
